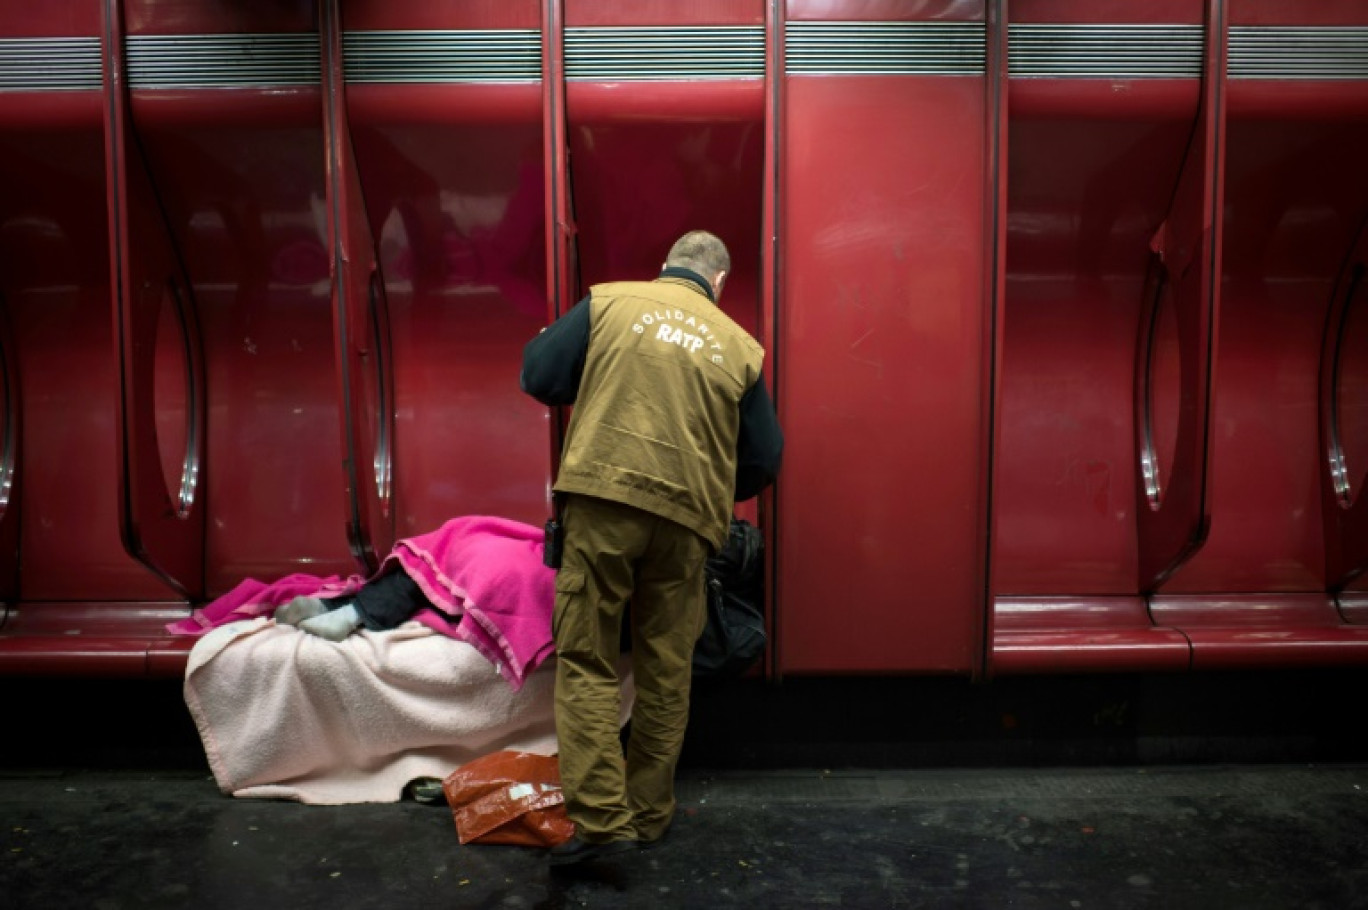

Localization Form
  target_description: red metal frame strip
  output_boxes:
[541,0,571,493]
[759,0,784,680]
[1136,0,1228,593]
[980,0,1009,680]
[102,0,206,599]
[320,0,396,573]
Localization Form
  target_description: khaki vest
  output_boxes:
[553,276,764,550]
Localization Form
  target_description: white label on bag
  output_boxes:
[507,784,536,800]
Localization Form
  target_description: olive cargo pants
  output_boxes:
[552,493,710,843]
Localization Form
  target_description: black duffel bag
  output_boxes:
[691,518,765,679]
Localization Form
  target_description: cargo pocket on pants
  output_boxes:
[551,568,590,655]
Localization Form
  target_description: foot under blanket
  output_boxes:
[184,618,634,805]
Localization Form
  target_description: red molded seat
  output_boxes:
[1149,595,1368,670]
[0,603,194,678]
[992,596,1191,674]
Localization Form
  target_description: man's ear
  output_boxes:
[713,270,728,296]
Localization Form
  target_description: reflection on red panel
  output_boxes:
[0,125,169,601]
[341,1,554,537]
[568,117,763,339]
[0,3,170,603]
[1163,120,1368,593]
[122,3,354,595]
[779,75,987,673]
[133,112,355,593]
[997,119,1191,594]
[349,114,550,534]
[107,2,207,599]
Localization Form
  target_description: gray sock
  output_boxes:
[275,595,329,626]
[299,605,363,642]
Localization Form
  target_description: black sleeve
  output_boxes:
[520,295,591,406]
[734,374,783,502]
[349,569,430,631]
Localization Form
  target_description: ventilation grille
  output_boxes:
[1229,26,1368,80]
[1009,24,1203,78]
[565,26,764,81]
[126,33,319,89]
[785,21,984,76]
[343,29,541,83]
[0,37,101,91]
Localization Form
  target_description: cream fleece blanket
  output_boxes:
[184,618,634,805]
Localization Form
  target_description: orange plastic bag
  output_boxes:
[441,751,574,847]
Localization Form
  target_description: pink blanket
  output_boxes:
[168,516,555,691]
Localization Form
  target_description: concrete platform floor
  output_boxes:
[5,669,1368,908]
[3,764,1366,909]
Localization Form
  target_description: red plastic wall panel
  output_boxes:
[1162,1,1368,594]
[123,0,315,34]
[986,0,1207,674]
[0,6,168,602]
[567,0,764,27]
[1,136,169,601]
[125,4,354,595]
[777,7,989,673]
[1006,0,1201,125]
[343,0,541,32]
[565,116,764,342]
[787,0,984,22]
[1233,0,1368,27]
[0,5,105,36]
[996,117,1193,594]
[345,1,551,536]
[1009,0,1201,24]
[563,0,764,341]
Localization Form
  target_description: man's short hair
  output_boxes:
[666,230,730,277]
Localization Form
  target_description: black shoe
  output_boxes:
[405,778,447,806]
[548,836,638,867]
